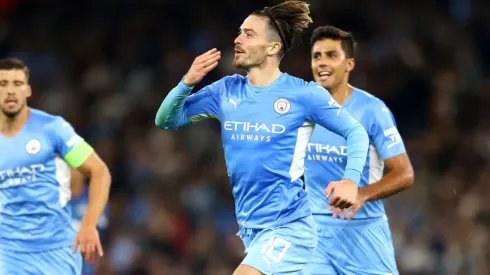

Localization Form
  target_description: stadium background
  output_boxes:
[1,0,489,274]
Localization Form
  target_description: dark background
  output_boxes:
[1,0,489,274]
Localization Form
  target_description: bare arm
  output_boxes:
[359,153,414,201]
[76,152,111,227]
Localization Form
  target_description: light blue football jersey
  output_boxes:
[156,73,370,229]
[0,109,92,251]
[305,87,406,219]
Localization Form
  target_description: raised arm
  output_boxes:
[155,48,221,130]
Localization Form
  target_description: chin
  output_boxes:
[313,80,328,89]
[2,110,20,118]
[1,107,23,118]
[232,61,248,69]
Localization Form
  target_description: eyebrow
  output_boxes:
[0,79,25,82]
[312,49,339,55]
[241,28,258,35]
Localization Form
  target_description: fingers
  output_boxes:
[340,208,350,220]
[87,243,95,255]
[72,239,79,254]
[195,49,221,66]
[329,193,353,209]
[184,48,221,87]
[80,243,99,264]
[336,200,353,209]
[332,207,342,219]
[96,240,104,257]
[199,48,218,58]
[76,240,103,263]
[325,182,336,199]
[199,53,221,72]
[347,206,360,220]
[83,251,96,264]
[329,196,339,207]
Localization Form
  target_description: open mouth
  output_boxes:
[318,71,333,81]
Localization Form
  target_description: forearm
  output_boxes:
[343,123,369,185]
[82,165,111,227]
[359,168,414,201]
[155,80,193,129]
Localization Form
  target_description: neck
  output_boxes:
[246,58,282,87]
[0,107,30,137]
[328,78,353,105]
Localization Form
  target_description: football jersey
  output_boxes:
[0,109,93,251]
[156,73,369,229]
[305,87,406,219]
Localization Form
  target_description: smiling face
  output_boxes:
[311,38,355,90]
[0,69,31,118]
[233,15,282,69]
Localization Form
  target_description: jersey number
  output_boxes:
[261,236,291,263]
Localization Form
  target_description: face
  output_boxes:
[0,69,31,118]
[311,39,354,90]
[233,15,281,69]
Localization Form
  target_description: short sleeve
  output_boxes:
[48,117,94,168]
[305,83,361,137]
[369,103,406,160]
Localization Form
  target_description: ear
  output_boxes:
[268,41,282,56]
[26,85,32,98]
[346,58,355,72]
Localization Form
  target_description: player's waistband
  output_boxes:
[312,213,388,227]
[237,212,312,237]
[0,240,74,253]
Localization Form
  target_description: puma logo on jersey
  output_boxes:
[229,98,240,109]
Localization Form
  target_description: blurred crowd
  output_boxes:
[1,0,489,274]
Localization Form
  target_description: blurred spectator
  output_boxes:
[2,0,489,274]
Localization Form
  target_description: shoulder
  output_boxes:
[217,74,246,87]
[29,109,73,138]
[29,108,67,127]
[280,74,325,101]
[203,74,246,97]
[352,87,387,110]
[350,87,395,131]
[282,73,317,90]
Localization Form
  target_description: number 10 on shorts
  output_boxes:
[261,236,291,263]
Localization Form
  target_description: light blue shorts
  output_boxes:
[238,215,318,275]
[0,246,83,275]
[302,215,398,275]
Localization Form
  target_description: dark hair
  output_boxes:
[252,0,313,55]
[0,57,30,81]
[310,26,357,58]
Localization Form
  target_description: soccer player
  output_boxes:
[155,2,370,275]
[71,168,109,275]
[0,58,111,274]
[302,26,415,275]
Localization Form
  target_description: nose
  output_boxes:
[234,34,243,46]
[317,56,329,67]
